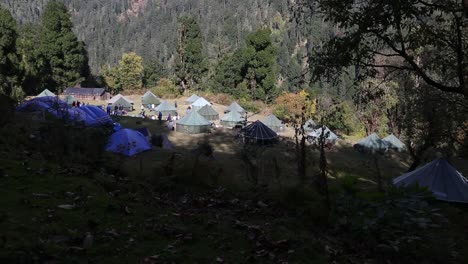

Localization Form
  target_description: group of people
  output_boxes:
[71,101,89,107]
[106,104,127,116]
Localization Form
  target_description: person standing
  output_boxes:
[158,111,162,121]
[106,104,111,115]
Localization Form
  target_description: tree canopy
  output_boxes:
[310,0,468,97]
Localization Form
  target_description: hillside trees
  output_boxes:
[175,16,207,95]
[0,5,22,99]
[211,29,279,103]
[101,52,144,94]
[39,1,89,93]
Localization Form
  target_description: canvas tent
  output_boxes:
[176,111,211,134]
[107,94,134,105]
[37,89,55,97]
[111,97,133,111]
[242,121,278,145]
[303,119,317,132]
[393,159,468,203]
[308,127,338,144]
[197,105,219,120]
[155,101,177,117]
[141,91,161,106]
[63,95,77,105]
[191,97,211,111]
[225,102,246,114]
[383,134,406,152]
[354,133,388,153]
[106,129,151,156]
[261,114,283,132]
[221,111,244,128]
[185,94,200,104]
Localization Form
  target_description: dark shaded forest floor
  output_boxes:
[1,115,468,263]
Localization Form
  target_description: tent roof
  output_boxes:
[107,94,133,104]
[191,97,211,107]
[79,105,113,126]
[303,119,317,131]
[142,91,158,98]
[383,134,406,150]
[355,133,388,152]
[17,96,67,112]
[112,97,133,108]
[309,127,338,140]
[225,102,246,114]
[37,89,55,97]
[185,94,200,103]
[393,159,468,203]
[262,114,282,127]
[64,87,105,95]
[155,101,176,111]
[106,129,151,156]
[243,121,278,140]
[63,95,77,104]
[221,111,244,122]
[197,105,218,116]
[177,111,211,126]
[141,91,161,105]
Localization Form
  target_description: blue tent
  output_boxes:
[16,96,67,112]
[79,105,113,126]
[106,129,151,156]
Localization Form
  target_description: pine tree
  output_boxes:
[175,16,207,95]
[40,1,89,93]
[0,6,22,99]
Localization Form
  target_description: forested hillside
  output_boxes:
[0,0,328,82]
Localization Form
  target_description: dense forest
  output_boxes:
[0,0,329,90]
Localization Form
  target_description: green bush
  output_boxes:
[273,104,287,121]
[239,99,259,113]
[151,78,180,99]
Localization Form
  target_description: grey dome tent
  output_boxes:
[107,94,134,105]
[354,133,388,153]
[225,102,246,114]
[393,159,468,203]
[155,101,177,117]
[197,104,219,120]
[309,127,338,144]
[37,89,55,97]
[63,95,76,105]
[383,134,406,152]
[176,111,211,134]
[141,91,161,106]
[303,119,317,132]
[111,97,133,111]
[262,114,283,132]
[242,120,278,145]
[191,97,211,111]
[221,111,244,128]
[185,94,200,104]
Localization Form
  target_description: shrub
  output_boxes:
[151,78,180,99]
[239,99,260,113]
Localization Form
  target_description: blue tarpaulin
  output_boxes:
[105,129,151,156]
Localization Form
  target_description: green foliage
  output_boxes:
[151,78,179,99]
[118,52,143,91]
[39,1,89,93]
[175,16,208,93]
[211,28,279,103]
[331,188,451,262]
[143,60,167,88]
[0,6,22,99]
[238,99,260,113]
